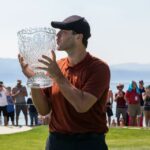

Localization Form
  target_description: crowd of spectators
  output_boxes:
[106,80,150,128]
[1,79,150,128]
[0,80,50,126]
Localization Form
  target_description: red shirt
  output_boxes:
[125,90,140,104]
[45,52,110,134]
[115,92,126,108]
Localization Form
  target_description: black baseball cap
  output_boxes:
[139,80,144,84]
[51,15,91,39]
[0,81,3,85]
[0,81,3,87]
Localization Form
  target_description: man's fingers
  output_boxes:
[18,54,24,63]
[18,53,29,69]
[42,55,52,63]
[36,66,48,71]
[42,50,56,63]
[51,50,56,61]
[23,64,28,69]
[38,59,50,66]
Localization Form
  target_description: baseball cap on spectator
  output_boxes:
[51,15,91,39]
[0,81,3,87]
[139,80,144,84]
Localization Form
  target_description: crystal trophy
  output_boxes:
[17,27,56,88]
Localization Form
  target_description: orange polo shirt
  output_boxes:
[45,52,110,134]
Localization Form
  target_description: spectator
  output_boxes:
[12,80,28,126]
[0,82,8,126]
[106,90,113,127]
[125,81,141,126]
[142,85,150,127]
[115,83,127,126]
[6,87,15,126]
[27,95,38,126]
[138,80,145,126]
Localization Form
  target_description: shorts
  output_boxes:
[144,106,150,111]
[16,104,27,117]
[116,107,127,119]
[0,106,8,117]
[106,107,113,117]
[7,111,15,122]
[128,104,141,117]
[46,132,108,150]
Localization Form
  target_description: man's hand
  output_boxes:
[18,54,34,78]
[38,51,97,113]
[38,51,63,81]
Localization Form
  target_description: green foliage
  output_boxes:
[0,126,150,150]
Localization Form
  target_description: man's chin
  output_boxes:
[57,47,64,51]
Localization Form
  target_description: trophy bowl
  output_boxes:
[17,27,56,88]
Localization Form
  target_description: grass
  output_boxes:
[107,127,150,150]
[0,125,49,150]
[0,126,150,150]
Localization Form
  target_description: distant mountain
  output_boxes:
[0,58,26,84]
[110,63,150,82]
[110,63,150,71]
[0,58,150,85]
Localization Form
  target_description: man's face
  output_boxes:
[56,30,76,51]
[132,82,137,89]
[17,81,21,86]
[117,86,123,91]
[139,82,144,88]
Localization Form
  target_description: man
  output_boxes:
[27,93,38,126]
[139,80,145,108]
[19,15,110,150]
[138,80,145,126]
[0,82,8,126]
[12,80,28,126]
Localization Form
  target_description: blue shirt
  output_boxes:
[7,96,14,113]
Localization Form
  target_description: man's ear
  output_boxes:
[76,33,83,40]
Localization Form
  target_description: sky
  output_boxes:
[0,0,150,65]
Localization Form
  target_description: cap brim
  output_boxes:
[51,21,68,29]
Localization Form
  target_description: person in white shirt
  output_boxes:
[0,82,8,126]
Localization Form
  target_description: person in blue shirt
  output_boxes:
[6,87,15,126]
[27,93,38,126]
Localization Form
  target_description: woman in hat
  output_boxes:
[115,83,127,126]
